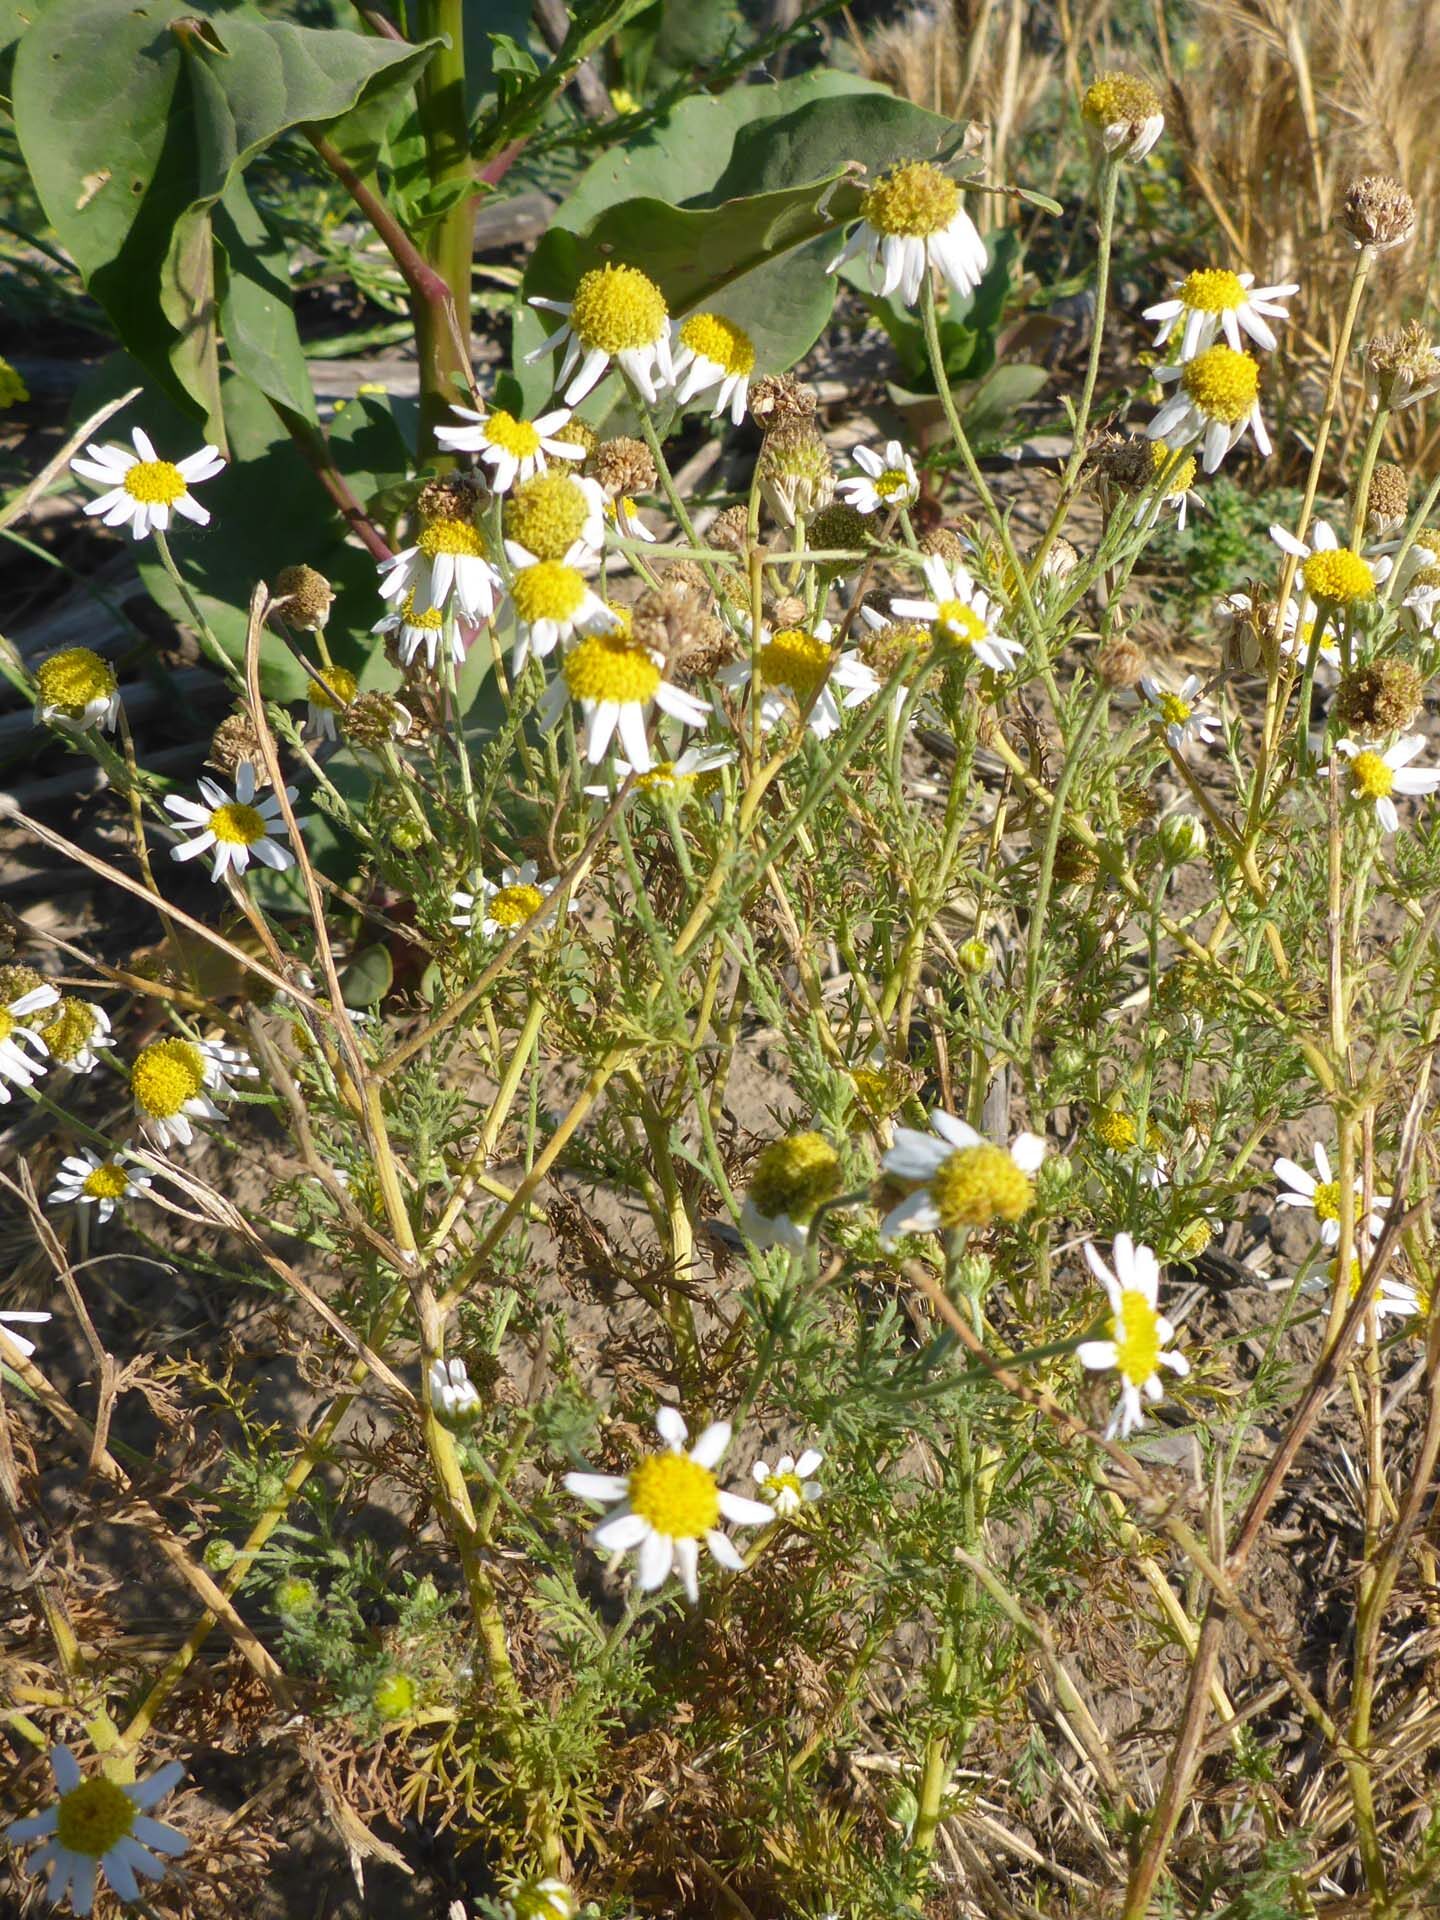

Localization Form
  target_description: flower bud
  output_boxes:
[957,937,990,975]
[372,1670,415,1719]
[1158,811,1207,863]
[275,1575,319,1618]
[203,1538,238,1574]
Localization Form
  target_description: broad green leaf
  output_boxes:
[214,176,318,426]
[340,944,394,1009]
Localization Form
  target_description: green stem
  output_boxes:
[1347,402,1391,549]
[407,0,474,454]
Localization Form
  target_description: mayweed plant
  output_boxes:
[5,6,1440,1917]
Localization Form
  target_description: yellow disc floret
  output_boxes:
[1348,750,1394,800]
[39,998,98,1063]
[506,473,592,560]
[35,647,118,719]
[1151,441,1197,495]
[399,591,445,632]
[1178,267,1246,313]
[932,600,988,650]
[1083,72,1163,130]
[1158,692,1192,727]
[84,1163,132,1202]
[1302,547,1374,604]
[628,1450,720,1537]
[132,1038,206,1119]
[1180,345,1260,424]
[484,409,543,458]
[0,1010,13,1043]
[511,561,587,626]
[678,312,756,376]
[55,1776,137,1857]
[418,515,487,560]
[1114,1290,1161,1385]
[488,883,544,927]
[861,160,960,238]
[929,1144,1034,1227]
[208,801,267,846]
[562,632,661,704]
[757,626,832,700]
[122,459,187,506]
[748,1131,842,1225]
[309,665,357,712]
[568,264,668,353]
[763,1468,805,1504]
[1093,1108,1138,1151]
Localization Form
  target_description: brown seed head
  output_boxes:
[1096,637,1146,688]
[707,505,751,554]
[748,372,816,428]
[272,565,335,631]
[417,474,484,522]
[593,435,656,499]
[920,525,968,565]
[209,710,267,780]
[1360,460,1411,534]
[343,690,413,747]
[1367,320,1440,408]
[1334,657,1423,737]
[808,502,874,553]
[1342,174,1416,251]
[1092,432,1155,494]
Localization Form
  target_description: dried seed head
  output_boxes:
[758,420,834,527]
[808,502,874,553]
[1215,590,1272,672]
[860,617,929,679]
[707,505,751,553]
[1359,460,1411,535]
[1116,783,1158,830]
[0,963,43,1004]
[1096,636,1146,688]
[1367,320,1440,409]
[593,435,656,499]
[343,690,413,747]
[748,372,816,428]
[1053,833,1101,885]
[1334,657,1423,736]
[767,593,809,630]
[1092,432,1156,494]
[209,709,266,780]
[417,474,484,522]
[631,581,711,660]
[272,564,335,631]
[1342,174,1416,252]
[1040,535,1081,581]
[658,559,711,596]
[920,525,968,566]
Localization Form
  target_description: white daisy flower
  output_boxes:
[1135,442,1201,530]
[1140,673,1220,752]
[880,1111,1045,1244]
[1142,268,1298,359]
[504,470,608,568]
[46,1148,152,1225]
[603,495,656,545]
[378,513,501,628]
[828,160,987,310]
[527,262,674,406]
[304,663,358,741]
[537,632,710,772]
[5,1744,187,1915]
[70,426,224,538]
[740,1131,844,1253]
[0,1309,50,1358]
[837,439,920,515]
[0,981,59,1102]
[1147,344,1271,473]
[434,402,584,492]
[372,591,463,671]
[131,1035,256,1150]
[1336,735,1440,834]
[500,559,621,677]
[1081,72,1165,160]
[564,1403,774,1602]
[1269,519,1390,619]
[451,861,563,939]
[1320,1245,1422,1323]
[719,617,880,742]
[164,760,297,882]
[889,554,1024,674]
[1273,1140,1390,1247]
[670,311,757,424]
[33,647,121,731]
[500,1875,577,1920]
[583,742,735,802]
[1076,1233,1190,1439]
[34,998,114,1076]
[751,1448,823,1516]
[428,1356,482,1426]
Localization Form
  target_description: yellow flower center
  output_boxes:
[929,1144,1034,1228]
[627,1450,720,1538]
[506,472,593,560]
[568,264,668,354]
[757,626,832,700]
[678,311,756,375]
[132,1038,206,1119]
[1178,267,1246,313]
[1311,1179,1342,1224]
[1158,692,1192,726]
[1349,750,1394,800]
[932,599,988,650]
[0,355,29,408]
[122,458,187,505]
[39,998,98,1063]
[1302,548,1374,604]
[1093,1108,1138,1151]
[84,1163,132,1201]
[763,1470,805,1505]
[418,515,487,559]
[635,760,682,791]
[55,1776,137,1857]
[483,409,543,457]
[1175,1216,1213,1259]
[1114,1289,1162,1386]
[1180,345,1260,424]
[400,591,445,631]
[35,647,118,719]
[309,665,357,712]
[862,161,961,238]
[208,801,268,846]
[1151,441,1197,495]
[748,1131,842,1224]
[0,1010,13,1043]
[511,560,587,625]
[562,632,661,704]
[873,468,911,498]
[488,883,544,928]
[1083,72,1163,129]
[860,620,928,679]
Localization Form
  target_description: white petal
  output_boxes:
[655,1405,688,1449]
[689,1421,731,1469]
